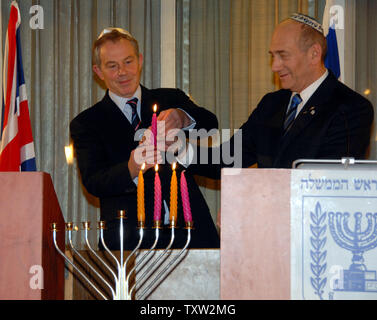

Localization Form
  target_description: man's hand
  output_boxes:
[156,108,191,151]
[128,143,162,179]
[157,109,192,133]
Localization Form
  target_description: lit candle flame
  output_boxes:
[64,144,74,164]
[153,104,157,113]
[155,164,159,172]
[172,162,176,170]
[141,163,146,171]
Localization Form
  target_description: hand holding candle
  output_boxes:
[169,163,178,226]
[151,104,157,148]
[137,163,146,226]
[156,108,191,151]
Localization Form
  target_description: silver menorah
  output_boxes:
[52,210,193,300]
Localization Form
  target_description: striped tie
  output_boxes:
[283,93,302,132]
[126,97,140,130]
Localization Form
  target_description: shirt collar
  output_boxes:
[299,69,328,102]
[108,85,142,110]
[292,69,329,114]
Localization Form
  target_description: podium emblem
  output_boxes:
[291,170,377,300]
[328,211,377,293]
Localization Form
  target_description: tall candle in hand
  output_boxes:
[151,104,157,147]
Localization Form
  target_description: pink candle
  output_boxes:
[151,104,157,147]
[180,170,193,223]
[154,164,162,221]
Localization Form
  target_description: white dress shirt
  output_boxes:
[109,86,142,122]
[289,69,329,118]
[109,85,196,129]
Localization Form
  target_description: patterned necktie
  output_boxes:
[283,93,302,132]
[126,97,140,130]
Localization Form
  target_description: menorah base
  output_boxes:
[334,269,377,293]
[66,250,136,300]
[64,249,220,300]
[54,217,195,300]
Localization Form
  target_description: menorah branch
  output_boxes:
[51,215,192,300]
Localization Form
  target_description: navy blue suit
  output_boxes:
[70,86,220,250]
[190,72,374,178]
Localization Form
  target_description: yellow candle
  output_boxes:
[137,163,146,223]
[169,163,178,225]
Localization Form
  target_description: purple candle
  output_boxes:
[154,164,162,221]
[151,104,157,147]
[180,170,193,223]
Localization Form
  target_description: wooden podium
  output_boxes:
[0,172,65,300]
[220,167,377,300]
[220,168,291,299]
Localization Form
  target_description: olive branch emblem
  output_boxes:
[309,202,327,300]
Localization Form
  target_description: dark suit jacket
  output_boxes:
[190,72,374,179]
[70,86,220,250]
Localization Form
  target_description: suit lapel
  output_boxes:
[140,86,154,129]
[102,87,157,131]
[271,91,292,130]
[100,91,136,141]
[278,73,338,152]
[102,91,130,126]
[102,87,158,143]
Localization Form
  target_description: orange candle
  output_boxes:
[169,163,178,225]
[137,163,146,223]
